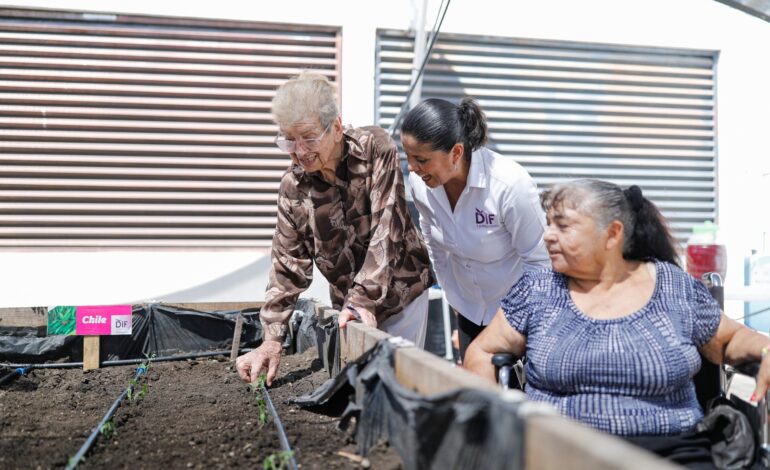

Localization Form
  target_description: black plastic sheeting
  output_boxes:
[0,299,320,363]
[292,341,525,470]
[313,312,342,378]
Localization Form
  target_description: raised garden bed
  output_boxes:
[2,304,681,470]
[0,349,401,469]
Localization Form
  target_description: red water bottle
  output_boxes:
[686,221,727,281]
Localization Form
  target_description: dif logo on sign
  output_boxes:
[76,305,132,336]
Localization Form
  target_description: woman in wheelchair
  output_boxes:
[464,179,770,469]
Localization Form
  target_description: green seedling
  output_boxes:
[249,374,269,426]
[127,378,149,402]
[263,450,294,470]
[141,353,156,374]
[67,455,86,468]
[127,378,136,401]
[255,373,266,390]
[126,352,154,403]
[100,419,116,439]
[137,382,149,401]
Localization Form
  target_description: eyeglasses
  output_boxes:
[274,123,331,154]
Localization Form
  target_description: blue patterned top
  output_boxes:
[501,260,721,436]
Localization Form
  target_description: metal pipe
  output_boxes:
[387,0,452,134]
[441,290,453,361]
[760,394,770,463]
[408,0,428,110]
[65,365,146,470]
[498,366,512,392]
[1,348,254,370]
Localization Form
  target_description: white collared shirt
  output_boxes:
[408,147,549,325]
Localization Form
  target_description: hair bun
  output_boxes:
[623,185,644,212]
[457,97,488,151]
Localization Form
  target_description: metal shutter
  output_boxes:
[376,29,717,244]
[0,8,341,248]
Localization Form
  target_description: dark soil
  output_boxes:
[0,349,402,469]
[0,366,135,469]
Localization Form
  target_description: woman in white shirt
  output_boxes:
[401,97,550,360]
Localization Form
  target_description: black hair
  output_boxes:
[400,97,488,161]
[541,179,680,266]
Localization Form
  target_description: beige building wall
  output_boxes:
[2,0,769,314]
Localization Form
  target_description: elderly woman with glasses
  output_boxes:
[236,72,433,386]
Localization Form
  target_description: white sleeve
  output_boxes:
[408,174,448,285]
[502,176,550,271]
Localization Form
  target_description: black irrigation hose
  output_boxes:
[65,365,147,470]
[0,367,25,386]
[0,349,254,370]
[261,384,299,470]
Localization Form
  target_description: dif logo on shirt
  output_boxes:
[475,208,498,227]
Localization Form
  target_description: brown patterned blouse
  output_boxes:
[260,126,434,341]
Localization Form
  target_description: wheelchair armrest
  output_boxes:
[734,361,761,377]
[491,352,518,368]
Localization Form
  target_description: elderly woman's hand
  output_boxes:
[235,340,283,386]
[339,305,377,329]
[702,314,770,404]
[751,350,770,403]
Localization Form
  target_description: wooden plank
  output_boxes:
[316,305,337,321]
[164,302,263,312]
[83,335,100,370]
[0,306,48,327]
[230,313,244,362]
[312,300,678,470]
[0,303,264,329]
[526,415,680,470]
[330,308,497,393]
[343,321,390,363]
[394,347,499,395]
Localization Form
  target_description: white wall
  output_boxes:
[0,251,333,307]
[3,0,769,314]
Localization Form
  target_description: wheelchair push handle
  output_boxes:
[492,353,516,368]
[700,271,723,288]
[491,353,519,391]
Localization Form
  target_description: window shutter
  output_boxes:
[0,8,341,248]
[376,29,717,244]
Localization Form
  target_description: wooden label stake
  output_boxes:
[83,335,100,370]
[230,314,245,362]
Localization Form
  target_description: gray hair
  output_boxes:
[540,179,680,266]
[542,179,634,240]
[271,71,339,129]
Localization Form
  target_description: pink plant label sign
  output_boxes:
[75,305,133,335]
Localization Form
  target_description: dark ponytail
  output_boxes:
[458,97,488,158]
[401,97,488,161]
[542,180,680,266]
[623,185,680,266]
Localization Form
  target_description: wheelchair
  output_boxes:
[492,272,769,468]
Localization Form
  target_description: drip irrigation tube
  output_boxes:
[0,349,253,370]
[262,384,299,470]
[65,365,147,470]
[0,367,25,386]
